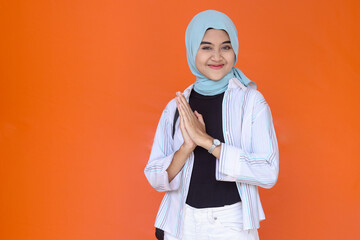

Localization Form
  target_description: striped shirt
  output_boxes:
[144,78,279,239]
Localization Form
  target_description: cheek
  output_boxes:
[228,52,236,65]
[223,49,235,66]
[195,54,206,69]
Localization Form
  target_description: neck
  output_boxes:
[193,70,234,96]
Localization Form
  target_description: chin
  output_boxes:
[207,75,225,81]
[204,71,229,81]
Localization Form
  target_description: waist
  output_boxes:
[185,201,242,214]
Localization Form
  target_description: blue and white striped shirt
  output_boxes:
[145,78,279,239]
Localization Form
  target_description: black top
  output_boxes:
[185,89,241,208]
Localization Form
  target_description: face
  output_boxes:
[195,29,235,81]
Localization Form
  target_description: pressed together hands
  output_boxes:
[166,92,221,182]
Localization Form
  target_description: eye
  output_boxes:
[201,46,212,50]
[222,45,232,50]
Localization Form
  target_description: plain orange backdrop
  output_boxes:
[1,0,359,239]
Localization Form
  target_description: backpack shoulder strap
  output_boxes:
[172,109,179,139]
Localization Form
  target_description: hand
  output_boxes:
[176,92,207,146]
[176,98,196,152]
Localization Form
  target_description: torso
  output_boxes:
[185,89,241,208]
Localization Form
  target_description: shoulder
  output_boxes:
[229,77,265,101]
[248,89,269,110]
[228,85,265,102]
[253,90,267,104]
[228,88,270,117]
[159,98,177,122]
[164,98,177,112]
[229,78,271,112]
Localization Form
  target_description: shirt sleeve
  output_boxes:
[144,101,183,192]
[216,91,279,189]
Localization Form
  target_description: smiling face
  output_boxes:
[195,29,236,81]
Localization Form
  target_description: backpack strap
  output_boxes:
[172,109,179,139]
[155,227,164,240]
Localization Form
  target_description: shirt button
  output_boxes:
[214,217,217,220]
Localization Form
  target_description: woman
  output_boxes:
[145,10,279,240]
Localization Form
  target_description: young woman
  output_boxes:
[145,10,279,240]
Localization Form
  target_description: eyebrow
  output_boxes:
[200,40,231,45]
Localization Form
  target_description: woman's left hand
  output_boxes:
[176,92,208,146]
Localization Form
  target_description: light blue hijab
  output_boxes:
[185,10,257,95]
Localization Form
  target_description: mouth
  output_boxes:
[208,64,224,70]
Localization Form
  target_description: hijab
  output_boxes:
[185,10,257,95]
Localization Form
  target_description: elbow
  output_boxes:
[144,171,161,191]
[144,170,175,192]
[261,153,279,189]
[260,168,279,189]
[153,185,167,193]
[145,175,167,192]
[261,177,278,189]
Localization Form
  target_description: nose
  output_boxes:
[211,49,222,61]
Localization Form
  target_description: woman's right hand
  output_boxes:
[176,97,196,153]
[165,98,196,183]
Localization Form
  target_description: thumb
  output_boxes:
[194,110,204,123]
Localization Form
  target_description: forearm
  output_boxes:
[216,143,279,188]
[166,145,193,182]
[215,103,279,188]
[197,133,221,159]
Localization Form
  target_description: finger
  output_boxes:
[179,108,194,142]
[177,97,189,122]
[176,95,188,117]
[179,113,190,141]
[179,102,191,122]
[179,111,185,130]
[179,95,196,120]
[195,111,206,130]
[177,92,192,114]
[178,104,189,136]
[176,97,185,117]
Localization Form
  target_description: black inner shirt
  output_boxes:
[185,89,241,208]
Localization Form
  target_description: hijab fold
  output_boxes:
[185,10,257,95]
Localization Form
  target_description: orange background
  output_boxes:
[1,0,359,239]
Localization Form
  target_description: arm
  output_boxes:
[144,101,182,192]
[166,145,192,182]
[175,90,279,189]
[215,92,279,189]
[144,98,196,192]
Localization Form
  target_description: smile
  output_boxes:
[208,64,224,70]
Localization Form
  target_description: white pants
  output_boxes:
[164,202,259,240]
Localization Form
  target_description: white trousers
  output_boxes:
[164,202,259,240]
